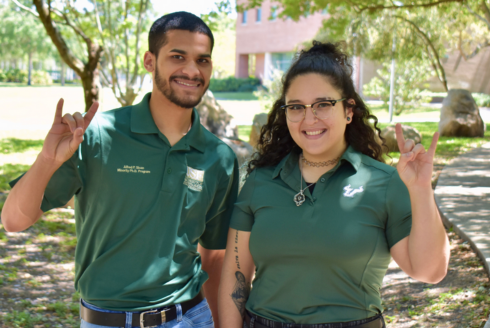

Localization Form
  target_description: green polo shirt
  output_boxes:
[10,93,238,311]
[230,146,411,323]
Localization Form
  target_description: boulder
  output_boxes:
[439,89,485,137]
[249,113,268,148]
[219,137,254,167]
[195,91,254,164]
[381,125,422,152]
[196,90,238,139]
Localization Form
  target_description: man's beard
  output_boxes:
[155,65,207,108]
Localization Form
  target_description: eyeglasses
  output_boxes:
[280,98,346,122]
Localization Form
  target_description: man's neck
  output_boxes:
[149,90,193,147]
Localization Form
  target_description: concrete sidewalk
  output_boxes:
[434,142,490,327]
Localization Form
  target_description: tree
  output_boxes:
[201,0,236,78]
[12,0,150,111]
[241,0,490,92]
[0,2,55,85]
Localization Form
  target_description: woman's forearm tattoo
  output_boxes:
[230,271,250,318]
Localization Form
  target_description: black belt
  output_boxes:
[81,291,204,328]
[245,311,385,328]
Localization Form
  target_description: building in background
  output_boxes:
[235,0,490,96]
[235,0,327,81]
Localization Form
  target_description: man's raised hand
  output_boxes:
[40,99,98,166]
[395,123,439,190]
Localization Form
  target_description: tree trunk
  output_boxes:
[27,53,33,86]
[81,68,100,112]
[61,60,65,86]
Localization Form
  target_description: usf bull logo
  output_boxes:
[343,184,364,198]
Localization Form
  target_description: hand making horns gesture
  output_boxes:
[395,123,439,190]
[40,99,99,166]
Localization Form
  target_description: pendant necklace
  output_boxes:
[293,156,315,206]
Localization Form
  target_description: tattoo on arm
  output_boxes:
[230,271,250,318]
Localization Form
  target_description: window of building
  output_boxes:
[256,8,262,22]
[271,52,295,72]
[270,6,277,20]
[242,10,248,24]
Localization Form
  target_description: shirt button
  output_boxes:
[313,197,317,201]
[167,168,172,174]
[320,178,326,183]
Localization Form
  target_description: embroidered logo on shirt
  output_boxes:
[343,184,364,198]
[116,165,151,174]
[184,167,204,192]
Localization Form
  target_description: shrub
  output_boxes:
[0,69,6,82]
[473,93,490,107]
[209,76,261,92]
[31,70,53,85]
[363,61,432,115]
[4,68,28,83]
[254,69,284,112]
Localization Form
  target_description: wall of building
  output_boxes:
[235,0,328,79]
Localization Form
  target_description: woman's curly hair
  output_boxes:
[247,41,386,174]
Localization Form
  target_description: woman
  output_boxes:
[218,41,450,328]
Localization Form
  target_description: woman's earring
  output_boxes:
[347,117,351,122]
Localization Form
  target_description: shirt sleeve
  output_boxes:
[8,150,83,212]
[229,168,256,232]
[198,156,239,250]
[385,170,412,249]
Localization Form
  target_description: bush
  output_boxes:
[3,68,28,83]
[0,69,6,82]
[32,70,53,85]
[254,69,284,112]
[209,76,261,92]
[363,60,432,115]
[473,93,490,107]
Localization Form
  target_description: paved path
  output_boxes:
[434,142,490,327]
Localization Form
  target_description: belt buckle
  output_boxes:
[140,309,158,328]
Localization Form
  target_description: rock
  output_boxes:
[249,113,268,148]
[381,125,422,152]
[196,90,238,139]
[219,137,254,167]
[439,89,485,137]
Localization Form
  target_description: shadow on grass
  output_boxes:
[0,164,30,194]
[0,138,43,154]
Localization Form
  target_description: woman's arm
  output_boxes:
[390,124,450,284]
[218,228,255,328]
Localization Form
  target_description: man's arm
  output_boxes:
[1,99,98,232]
[198,245,225,328]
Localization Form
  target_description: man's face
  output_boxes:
[146,30,213,109]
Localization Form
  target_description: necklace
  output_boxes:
[293,157,315,206]
[301,153,340,167]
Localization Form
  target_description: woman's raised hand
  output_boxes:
[40,98,98,166]
[395,123,439,190]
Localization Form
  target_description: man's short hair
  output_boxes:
[149,11,214,56]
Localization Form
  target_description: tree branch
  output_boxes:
[32,0,84,76]
[359,0,463,12]
[465,3,490,30]
[11,0,38,17]
[480,0,490,26]
[395,15,448,91]
[130,0,148,86]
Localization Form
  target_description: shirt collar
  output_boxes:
[340,145,362,172]
[130,92,206,153]
[130,93,159,134]
[271,145,362,179]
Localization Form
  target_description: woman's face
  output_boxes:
[285,73,353,161]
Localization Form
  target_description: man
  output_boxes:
[1,12,238,328]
